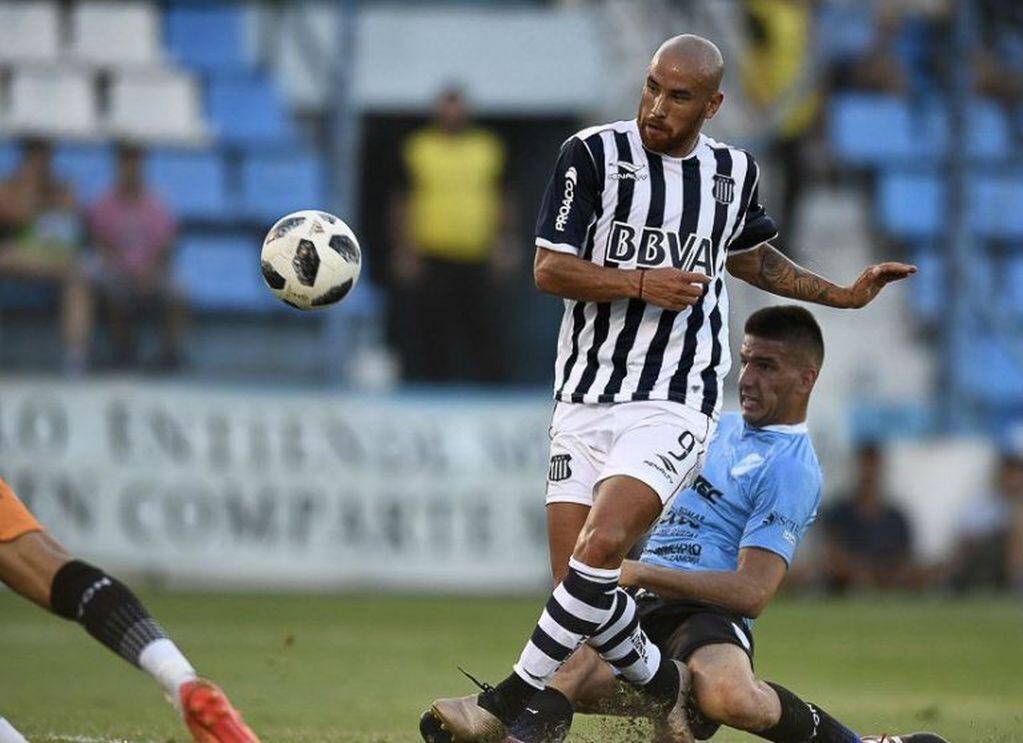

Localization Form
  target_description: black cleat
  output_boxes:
[420,709,454,743]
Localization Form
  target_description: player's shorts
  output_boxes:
[0,477,43,542]
[635,591,755,663]
[545,400,714,508]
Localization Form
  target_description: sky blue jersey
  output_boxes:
[641,412,822,572]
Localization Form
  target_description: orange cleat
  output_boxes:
[179,678,261,743]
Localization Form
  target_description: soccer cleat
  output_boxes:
[658,660,695,743]
[862,735,949,743]
[179,679,261,743]
[421,695,507,743]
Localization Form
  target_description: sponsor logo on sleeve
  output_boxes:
[554,167,578,232]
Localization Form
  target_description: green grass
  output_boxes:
[0,593,1020,741]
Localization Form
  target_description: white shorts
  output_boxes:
[545,401,715,508]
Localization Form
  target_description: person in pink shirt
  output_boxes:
[90,144,186,370]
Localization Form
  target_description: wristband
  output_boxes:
[638,269,646,300]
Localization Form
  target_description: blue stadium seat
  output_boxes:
[239,151,326,222]
[907,246,943,322]
[876,171,945,238]
[165,4,248,72]
[1007,257,1023,319]
[174,233,281,312]
[207,75,296,145]
[968,171,1023,239]
[0,280,56,311]
[960,331,1023,404]
[0,140,21,177]
[52,144,115,204]
[916,98,1013,161]
[830,95,1013,164]
[828,94,916,164]
[146,149,229,221]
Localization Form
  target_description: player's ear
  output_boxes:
[704,91,724,121]
[799,365,819,394]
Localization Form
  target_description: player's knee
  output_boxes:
[693,671,767,730]
[572,523,630,567]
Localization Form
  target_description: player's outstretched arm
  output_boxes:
[726,242,916,309]
[534,247,709,310]
[620,548,787,618]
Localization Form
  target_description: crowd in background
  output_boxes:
[0,0,1022,596]
[0,139,184,374]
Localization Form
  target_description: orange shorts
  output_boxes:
[0,477,43,542]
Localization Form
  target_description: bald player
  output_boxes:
[420,35,915,743]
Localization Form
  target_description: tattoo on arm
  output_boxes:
[752,246,847,307]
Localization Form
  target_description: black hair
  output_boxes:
[744,305,824,367]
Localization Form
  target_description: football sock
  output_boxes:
[507,688,574,743]
[757,682,859,743]
[50,561,197,698]
[0,718,28,743]
[485,559,667,725]
[139,638,199,702]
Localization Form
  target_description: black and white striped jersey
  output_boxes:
[535,119,778,416]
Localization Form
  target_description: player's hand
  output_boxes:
[639,268,711,310]
[619,559,643,588]
[843,262,917,308]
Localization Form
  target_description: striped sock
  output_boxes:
[588,587,663,685]
[512,558,621,688]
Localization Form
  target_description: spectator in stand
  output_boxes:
[390,86,514,384]
[821,441,916,592]
[949,424,1023,593]
[89,143,185,371]
[0,138,92,375]
[741,0,821,252]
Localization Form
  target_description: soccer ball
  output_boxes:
[260,210,362,310]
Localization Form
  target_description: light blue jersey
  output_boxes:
[642,412,822,572]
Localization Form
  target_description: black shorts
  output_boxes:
[634,591,755,664]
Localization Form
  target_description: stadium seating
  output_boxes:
[1007,257,1023,319]
[206,74,297,146]
[173,233,279,312]
[165,4,248,72]
[876,171,945,239]
[907,246,942,323]
[106,69,207,144]
[69,1,162,66]
[829,94,1014,164]
[828,94,917,165]
[961,331,1023,403]
[145,149,229,220]
[968,172,1023,240]
[0,140,21,176]
[4,66,98,139]
[0,2,60,64]
[52,143,115,204]
[240,151,325,222]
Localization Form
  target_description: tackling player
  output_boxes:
[506,307,947,743]
[0,480,259,743]
[422,34,915,743]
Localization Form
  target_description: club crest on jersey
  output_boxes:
[712,174,735,204]
[610,161,648,180]
[604,220,715,273]
[548,454,573,482]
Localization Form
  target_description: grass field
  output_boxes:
[1,592,1020,742]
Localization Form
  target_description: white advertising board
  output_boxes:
[0,382,554,591]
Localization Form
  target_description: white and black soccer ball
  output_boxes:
[260,210,362,311]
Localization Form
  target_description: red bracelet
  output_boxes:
[638,269,646,300]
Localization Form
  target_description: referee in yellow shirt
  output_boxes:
[391,87,513,384]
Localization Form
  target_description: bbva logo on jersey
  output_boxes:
[604,220,715,272]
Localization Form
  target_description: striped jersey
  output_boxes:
[535,119,778,416]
